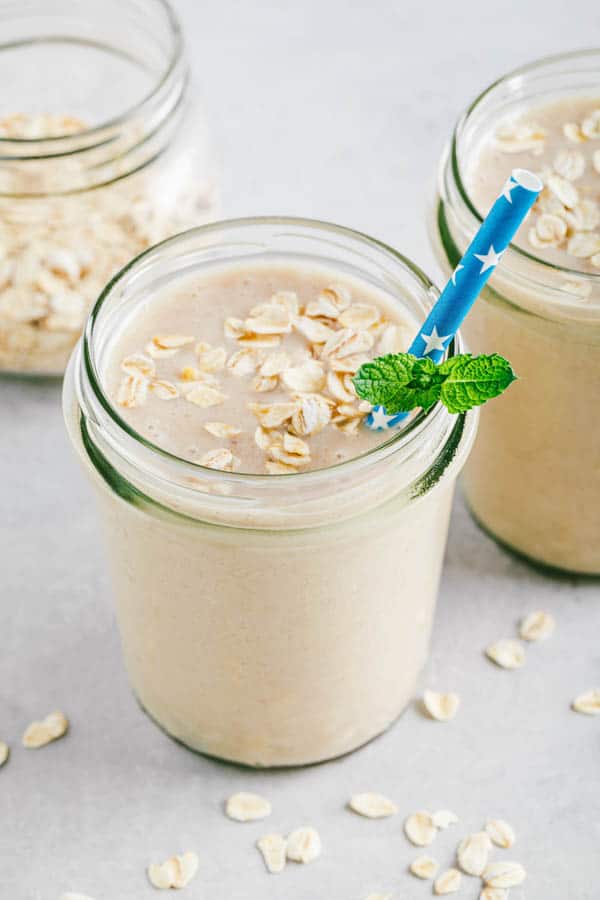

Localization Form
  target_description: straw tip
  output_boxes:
[512,168,543,194]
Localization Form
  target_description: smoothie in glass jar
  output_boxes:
[431,51,600,574]
[64,219,476,766]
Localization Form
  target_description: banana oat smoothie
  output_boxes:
[432,53,600,574]
[64,220,477,766]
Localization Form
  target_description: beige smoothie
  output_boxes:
[64,221,476,766]
[433,65,600,574]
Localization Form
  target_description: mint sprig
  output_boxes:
[353,352,516,414]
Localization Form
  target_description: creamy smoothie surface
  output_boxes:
[468,96,600,277]
[103,261,416,474]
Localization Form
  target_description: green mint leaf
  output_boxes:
[437,353,516,413]
[353,353,445,413]
[353,351,516,415]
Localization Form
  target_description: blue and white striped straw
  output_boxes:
[366,168,543,430]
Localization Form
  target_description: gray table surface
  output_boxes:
[2,1,599,898]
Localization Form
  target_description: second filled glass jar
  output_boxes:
[63,218,477,767]
[431,50,600,575]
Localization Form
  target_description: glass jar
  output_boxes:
[0,0,217,376]
[430,50,600,575]
[63,218,477,768]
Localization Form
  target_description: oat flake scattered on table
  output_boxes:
[256,834,287,874]
[348,792,398,818]
[432,809,459,829]
[59,894,97,900]
[404,811,437,847]
[479,889,508,900]
[434,868,462,895]
[285,827,322,864]
[486,818,516,848]
[483,860,527,889]
[456,831,492,876]
[519,610,556,641]
[572,688,600,715]
[225,792,272,822]
[485,639,526,670]
[410,856,439,879]
[147,852,199,890]
[22,710,69,748]
[423,689,460,721]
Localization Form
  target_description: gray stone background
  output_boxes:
[2,0,599,897]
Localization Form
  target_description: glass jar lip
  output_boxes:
[451,47,600,282]
[81,215,461,485]
[0,0,183,147]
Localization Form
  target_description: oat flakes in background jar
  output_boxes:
[0,0,218,376]
[430,50,600,575]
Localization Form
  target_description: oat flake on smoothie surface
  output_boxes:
[105,263,415,474]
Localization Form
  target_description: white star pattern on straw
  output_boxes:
[451,263,464,285]
[369,406,398,430]
[362,169,541,432]
[420,325,452,356]
[501,177,518,203]
[474,244,505,274]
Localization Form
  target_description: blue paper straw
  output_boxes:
[366,168,543,430]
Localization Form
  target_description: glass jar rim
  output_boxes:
[451,47,600,283]
[78,215,465,488]
[0,0,183,148]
